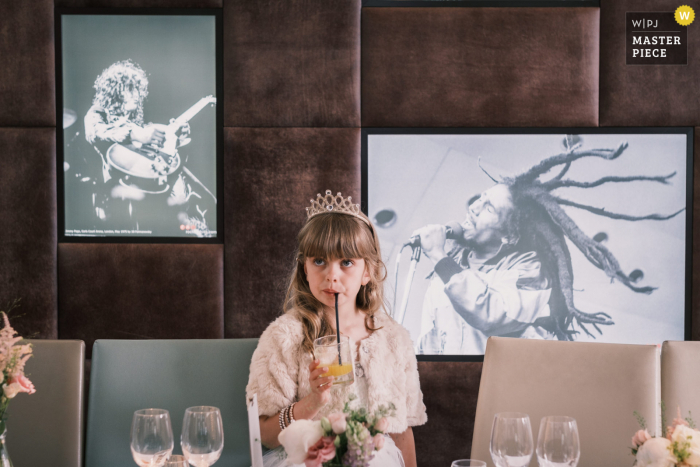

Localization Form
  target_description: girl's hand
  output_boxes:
[307,359,333,410]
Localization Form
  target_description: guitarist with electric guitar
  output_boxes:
[82,60,216,237]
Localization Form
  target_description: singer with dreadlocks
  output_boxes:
[414,138,683,355]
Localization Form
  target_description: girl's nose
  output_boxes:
[326,263,341,282]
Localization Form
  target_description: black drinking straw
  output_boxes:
[335,293,342,365]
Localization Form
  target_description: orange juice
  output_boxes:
[321,363,353,378]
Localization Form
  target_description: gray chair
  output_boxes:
[6,339,85,467]
[471,337,658,467]
[661,341,700,423]
[86,339,258,467]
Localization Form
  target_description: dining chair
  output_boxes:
[85,339,259,467]
[661,341,700,425]
[6,339,85,467]
[471,337,658,467]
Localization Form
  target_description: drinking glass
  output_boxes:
[130,409,174,467]
[536,416,580,467]
[313,335,355,386]
[164,455,189,467]
[181,406,224,467]
[490,412,534,467]
[452,460,487,467]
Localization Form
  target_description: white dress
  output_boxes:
[262,360,405,467]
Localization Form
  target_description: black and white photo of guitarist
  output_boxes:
[83,59,216,236]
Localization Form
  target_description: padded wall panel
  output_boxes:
[56,0,221,7]
[225,128,360,338]
[694,128,699,340]
[58,244,224,357]
[224,0,361,128]
[414,362,482,467]
[362,8,600,128]
[0,129,57,338]
[0,1,55,127]
[600,1,700,126]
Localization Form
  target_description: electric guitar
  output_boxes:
[106,96,216,185]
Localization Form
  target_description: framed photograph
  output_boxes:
[56,9,222,242]
[362,128,693,361]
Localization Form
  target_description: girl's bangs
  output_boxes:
[300,214,372,260]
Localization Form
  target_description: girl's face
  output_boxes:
[304,256,371,311]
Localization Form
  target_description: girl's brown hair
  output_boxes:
[284,212,387,353]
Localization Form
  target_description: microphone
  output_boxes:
[404,221,464,248]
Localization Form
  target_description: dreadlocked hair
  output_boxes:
[92,59,148,125]
[284,212,388,354]
[486,136,684,340]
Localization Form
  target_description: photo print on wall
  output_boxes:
[363,129,692,359]
[57,10,221,241]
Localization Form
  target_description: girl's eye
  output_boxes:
[313,258,325,266]
[341,259,354,267]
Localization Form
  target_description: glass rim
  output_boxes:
[184,405,220,414]
[134,408,170,417]
[540,415,577,424]
[313,334,350,348]
[494,412,530,420]
[451,460,487,466]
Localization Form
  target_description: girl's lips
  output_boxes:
[323,289,340,294]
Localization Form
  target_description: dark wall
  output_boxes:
[0,1,698,467]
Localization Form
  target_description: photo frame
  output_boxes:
[56,9,223,243]
[362,128,693,361]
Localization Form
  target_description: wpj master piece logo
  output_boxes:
[626,9,690,65]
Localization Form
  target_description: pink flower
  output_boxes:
[373,434,385,451]
[2,375,35,399]
[328,412,347,434]
[632,429,652,448]
[304,436,336,467]
[374,417,389,432]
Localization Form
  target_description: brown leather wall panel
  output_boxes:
[58,244,224,357]
[225,128,360,338]
[600,1,700,126]
[693,128,699,340]
[0,1,55,127]
[415,362,483,467]
[0,129,57,338]
[361,8,600,128]
[56,0,221,7]
[224,0,361,128]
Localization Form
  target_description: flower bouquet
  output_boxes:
[0,308,35,433]
[631,405,700,467]
[279,395,395,467]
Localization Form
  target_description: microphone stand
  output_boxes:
[395,242,421,326]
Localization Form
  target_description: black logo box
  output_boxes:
[627,12,688,65]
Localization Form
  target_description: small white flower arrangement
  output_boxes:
[632,405,700,467]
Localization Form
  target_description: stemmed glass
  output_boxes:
[181,406,224,467]
[130,409,174,467]
[536,416,580,467]
[490,412,534,467]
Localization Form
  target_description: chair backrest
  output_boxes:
[6,339,85,467]
[661,341,700,423]
[86,339,259,467]
[471,337,658,467]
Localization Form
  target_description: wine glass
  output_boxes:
[536,416,580,467]
[165,455,189,467]
[452,460,487,467]
[130,409,174,467]
[490,412,534,467]
[181,406,224,467]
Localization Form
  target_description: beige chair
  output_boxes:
[661,341,700,425]
[471,337,657,467]
[6,340,85,467]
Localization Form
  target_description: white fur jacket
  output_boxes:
[246,309,428,434]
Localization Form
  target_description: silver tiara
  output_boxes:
[306,190,366,222]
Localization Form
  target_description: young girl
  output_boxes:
[246,191,427,467]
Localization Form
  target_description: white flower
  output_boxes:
[2,382,21,399]
[278,419,324,464]
[671,424,700,465]
[635,437,675,467]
